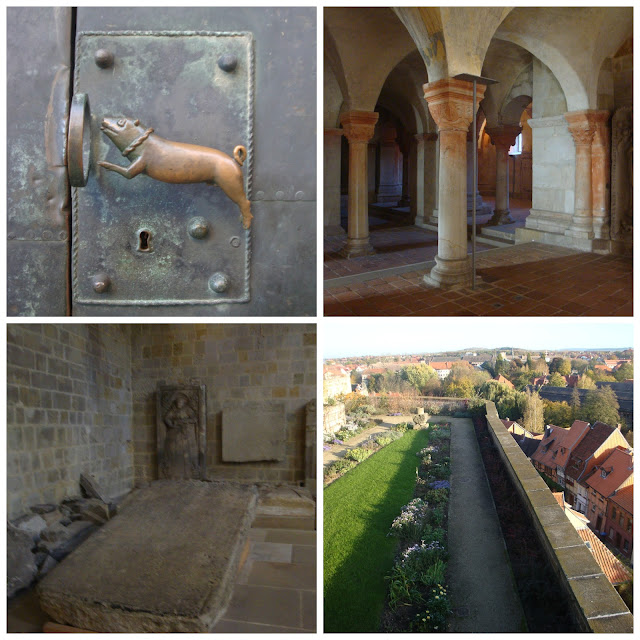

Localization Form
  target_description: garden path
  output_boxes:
[447,417,525,632]
[323,415,410,467]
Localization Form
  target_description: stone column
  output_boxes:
[591,111,611,239]
[323,128,344,235]
[424,133,439,225]
[412,133,425,224]
[339,110,379,257]
[564,110,598,239]
[486,125,522,225]
[423,78,485,288]
[398,134,411,207]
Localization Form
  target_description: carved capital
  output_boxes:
[564,110,606,147]
[340,110,379,144]
[486,125,522,150]
[324,128,343,139]
[423,78,486,132]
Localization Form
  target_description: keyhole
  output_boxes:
[138,230,151,252]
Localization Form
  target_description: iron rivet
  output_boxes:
[188,217,209,239]
[295,191,305,200]
[218,54,238,72]
[42,230,52,240]
[92,273,111,293]
[8,232,16,240]
[230,236,241,248]
[275,190,285,200]
[255,191,265,200]
[59,231,68,240]
[209,272,230,293]
[94,49,115,69]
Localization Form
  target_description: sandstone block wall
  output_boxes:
[130,324,316,485]
[323,403,346,438]
[7,325,133,519]
[323,373,351,400]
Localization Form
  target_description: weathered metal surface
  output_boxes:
[73,31,253,306]
[7,7,72,316]
[8,8,316,316]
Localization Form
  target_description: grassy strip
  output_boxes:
[324,429,431,633]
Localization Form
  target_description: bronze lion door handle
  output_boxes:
[67,101,252,229]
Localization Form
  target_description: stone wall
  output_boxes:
[7,325,134,519]
[130,324,316,485]
[323,403,346,438]
[323,373,351,400]
[484,401,633,633]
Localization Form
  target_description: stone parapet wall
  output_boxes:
[7,325,134,519]
[130,324,316,485]
[323,403,346,438]
[484,401,633,633]
[323,374,351,401]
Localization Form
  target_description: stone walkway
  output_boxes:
[323,416,410,467]
[324,243,632,316]
[447,417,525,632]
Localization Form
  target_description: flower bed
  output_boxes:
[324,424,409,485]
[381,421,452,632]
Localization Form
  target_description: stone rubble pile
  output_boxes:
[7,474,115,598]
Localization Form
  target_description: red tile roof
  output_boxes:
[429,361,455,370]
[532,421,590,471]
[496,374,515,389]
[586,447,634,498]
[555,421,590,468]
[609,484,633,515]
[576,528,632,585]
[565,421,616,482]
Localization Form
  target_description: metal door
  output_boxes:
[7,7,317,316]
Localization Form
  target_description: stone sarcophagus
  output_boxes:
[156,385,206,480]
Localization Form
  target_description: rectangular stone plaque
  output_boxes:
[157,385,206,479]
[222,401,286,462]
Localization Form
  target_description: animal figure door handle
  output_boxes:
[98,116,252,229]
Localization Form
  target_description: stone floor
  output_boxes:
[7,487,316,634]
[324,244,633,317]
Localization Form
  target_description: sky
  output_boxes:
[323,318,634,358]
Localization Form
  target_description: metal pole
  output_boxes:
[472,78,477,290]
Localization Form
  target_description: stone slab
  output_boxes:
[39,480,257,632]
[222,401,286,462]
[8,523,38,598]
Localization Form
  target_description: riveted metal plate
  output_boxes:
[72,31,253,305]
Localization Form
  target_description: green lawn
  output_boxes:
[324,429,431,632]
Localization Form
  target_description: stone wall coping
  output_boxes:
[527,115,569,129]
[484,401,633,633]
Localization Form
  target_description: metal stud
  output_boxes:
[209,272,230,293]
[188,217,209,239]
[94,49,115,69]
[92,273,111,293]
[217,54,238,72]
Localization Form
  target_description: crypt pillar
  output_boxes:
[591,111,611,239]
[339,110,379,257]
[412,133,426,224]
[376,123,402,203]
[423,78,486,288]
[398,133,411,208]
[423,133,439,226]
[564,110,599,240]
[486,125,522,225]
[323,128,344,234]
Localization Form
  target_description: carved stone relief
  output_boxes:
[156,384,206,480]
[610,107,632,242]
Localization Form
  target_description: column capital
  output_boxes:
[422,77,486,132]
[564,110,609,147]
[485,124,522,150]
[340,110,379,144]
[414,132,438,144]
[324,127,343,139]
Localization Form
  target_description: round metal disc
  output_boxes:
[68,93,91,187]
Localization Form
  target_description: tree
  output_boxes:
[557,359,572,376]
[576,375,596,389]
[445,379,476,398]
[579,387,620,427]
[526,353,534,369]
[549,357,564,374]
[401,364,437,394]
[495,353,508,376]
[522,389,545,434]
[543,400,573,429]
[548,372,567,387]
[614,362,634,382]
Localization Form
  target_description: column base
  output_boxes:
[564,226,595,240]
[488,209,514,225]
[422,255,472,289]
[338,238,375,258]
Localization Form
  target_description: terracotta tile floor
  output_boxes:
[324,243,633,317]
